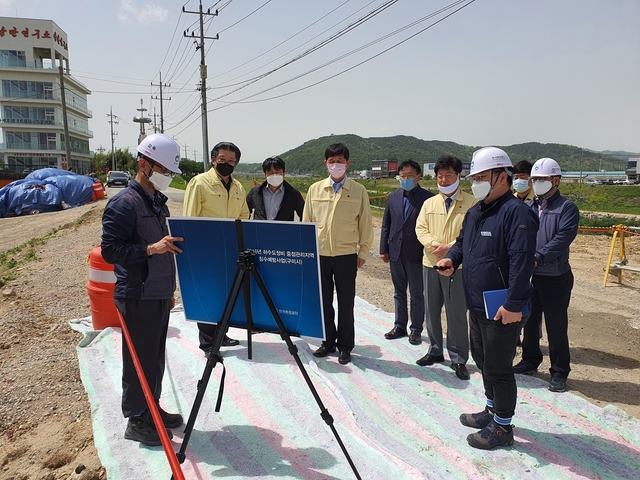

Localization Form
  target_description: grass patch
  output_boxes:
[0,211,94,288]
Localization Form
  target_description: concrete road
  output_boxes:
[104,185,185,204]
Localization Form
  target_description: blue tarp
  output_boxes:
[0,169,97,218]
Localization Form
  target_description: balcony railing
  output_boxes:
[0,118,93,137]
[0,62,90,91]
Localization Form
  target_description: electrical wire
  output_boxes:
[206,0,358,85]
[169,0,474,136]
[215,0,272,35]
[206,0,399,102]
[210,0,475,108]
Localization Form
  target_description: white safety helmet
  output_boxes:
[136,133,182,174]
[530,158,561,177]
[468,146,513,177]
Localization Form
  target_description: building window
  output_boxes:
[6,156,57,174]
[0,50,27,67]
[3,106,55,125]
[1,80,54,100]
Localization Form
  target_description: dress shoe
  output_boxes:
[313,345,336,358]
[416,353,445,366]
[338,350,351,365]
[221,334,240,347]
[451,363,470,380]
[548,374,567,392]
[512,359,538,375]
[408,330,422,345]
[384,326,407,340]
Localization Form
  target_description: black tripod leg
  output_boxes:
[176,267,246,464]
[242,267,254,360]
[250,269,362,480]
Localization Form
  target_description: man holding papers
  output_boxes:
[435,147,538,450]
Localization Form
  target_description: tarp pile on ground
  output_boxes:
[71,297,640,479]
[0,168,97,217]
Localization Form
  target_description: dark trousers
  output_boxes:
[469,310,523,419]
[522,270,574,378]
[115,298,170,418]
[198,323,221,353]
[320,254,358,352]
[389,258,424,333]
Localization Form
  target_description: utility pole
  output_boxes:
[183,1,219,171]
[107,107,119,171]
[193,148,198,163]
[183,143,189,160]
[58,64,72,170]
[151,72,170,133]
[133,99,152,145]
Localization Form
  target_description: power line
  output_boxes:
[210,0,476,108]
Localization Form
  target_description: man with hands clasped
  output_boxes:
[415,155,477,380]
[380,160,433,345]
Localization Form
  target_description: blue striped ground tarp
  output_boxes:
[72,297,640,479]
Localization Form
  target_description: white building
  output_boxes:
[0,17,92,176]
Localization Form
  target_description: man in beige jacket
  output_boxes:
[415,155,477,380]
[183,141,249,352]
[303,143,373,365]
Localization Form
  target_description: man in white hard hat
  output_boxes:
[435,146,538,449]
[512,158,579,393]
[183,141,250,352]
[102,133,185,446]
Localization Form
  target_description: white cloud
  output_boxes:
[118,0,169,25]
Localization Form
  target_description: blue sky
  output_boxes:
[1,0,638,163]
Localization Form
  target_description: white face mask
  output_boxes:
[471,180,492,201]
[532,180,553,196]
[513,179,530,193]
[266,174,284,187]
[438,178,459,195]
[327,163,347,179]
[149,171,172,191]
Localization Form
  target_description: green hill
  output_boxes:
[236,134,627,176]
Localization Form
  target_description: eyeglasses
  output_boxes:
[150,160,174,177]
[470,172,491,182]
[436,173,458,181]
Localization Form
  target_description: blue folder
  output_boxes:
[483,289,530,320]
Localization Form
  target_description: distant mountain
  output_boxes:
[599,150,640,162]
[237,135,628,175]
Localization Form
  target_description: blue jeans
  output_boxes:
[469,310,523,419]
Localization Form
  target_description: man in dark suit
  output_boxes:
[380,160,434,345]
[246,156,305,221]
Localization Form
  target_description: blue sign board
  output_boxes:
[167,218,325,340]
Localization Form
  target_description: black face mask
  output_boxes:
[215,162,234,177]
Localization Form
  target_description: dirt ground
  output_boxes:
[0,192,639,479]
